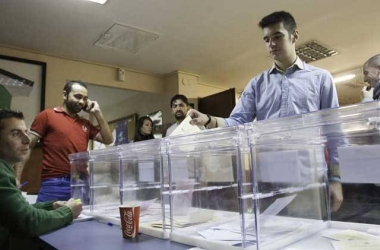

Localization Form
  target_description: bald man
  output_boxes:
[362,54,380,101]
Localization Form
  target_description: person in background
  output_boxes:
[362,54,380,102]
[165,94,191,137]
[188,11,343,211]
[133,116,154,142]
[29,80,113,202]
[0,109,82,250]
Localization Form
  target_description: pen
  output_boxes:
[18,181,29,190]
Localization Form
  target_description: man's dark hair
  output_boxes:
[170,94,189,108]
[63,80,88,95]
[258,11,297,35]
[0,109,24,131]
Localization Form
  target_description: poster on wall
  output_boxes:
[91,113,137,150]
[148,110,163,138]
[114,119,128,145]
[0,54,46,127]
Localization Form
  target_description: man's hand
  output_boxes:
[65,198,83,219]
[53,200,67,209]
[188,110,209,126]
[83,99,100,114]
[330,181,343,212]
[361,86,374,102]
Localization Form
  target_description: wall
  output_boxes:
[103,92,175,125]
[0,45,164,109]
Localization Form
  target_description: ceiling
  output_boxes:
[1,0,379,105]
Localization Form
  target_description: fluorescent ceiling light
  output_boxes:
[333,74,356,83]
[86,0,108,4]
[296,41,338,63]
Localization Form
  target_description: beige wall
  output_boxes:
[103,92,174,125]
[0,45,164,108]
[196,82,228,98]
[0,45,228,121]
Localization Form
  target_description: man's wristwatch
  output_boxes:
[204,114,212,127]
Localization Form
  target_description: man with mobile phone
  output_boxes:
[362,54,380,102]
[28,80,113,202]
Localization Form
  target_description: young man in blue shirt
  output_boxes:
[189,11,343,211]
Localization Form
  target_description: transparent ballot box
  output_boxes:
[165,126,328,250]
[248,131,329,250]
[70,139,169,238]
[247,101,380,185]
[118,139,169,238]
[70,147,120,215]
[246,101,380,249]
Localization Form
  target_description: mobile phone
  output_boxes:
[83,102,94,112]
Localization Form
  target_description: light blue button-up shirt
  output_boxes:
[225,58,339,126]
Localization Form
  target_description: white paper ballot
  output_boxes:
[331,240,380,250]
[338,145,380,183]
[170,115,203,136]
[322,229,380,241]
[246,194,297,230]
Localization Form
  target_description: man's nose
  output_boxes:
[22,132,31,145]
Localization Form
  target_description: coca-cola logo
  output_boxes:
[123,210,134,237]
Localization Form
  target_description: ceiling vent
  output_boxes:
[94,23,161,54]
[296,41,338,63]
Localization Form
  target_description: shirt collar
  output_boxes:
[54,107,64,113]
[269,57,304,74]
[54,106,78,118]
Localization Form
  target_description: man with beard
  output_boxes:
[362,54,380,102]
[165,94,190,137]
[29,80,113,202]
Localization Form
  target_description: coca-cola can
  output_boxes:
[119,204,140,238]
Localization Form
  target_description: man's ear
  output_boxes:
[63,91,68,101]
[292,30,299,43]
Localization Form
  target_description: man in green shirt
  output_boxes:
[0,108,82,249]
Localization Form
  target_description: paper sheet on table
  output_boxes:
[170,115,203,136]
[246,194,296,229]
[331,240,380,250]
[150,210,214,229]
[74,213,94,222]
[198,228,256,242]
[140,198,158,211]
[322,229,380,241]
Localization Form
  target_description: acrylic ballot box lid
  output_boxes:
[164,125,248,154]
[247,101,380,134]
[88,147,120,161]
[118,138,164,158]
[69,151,90,162]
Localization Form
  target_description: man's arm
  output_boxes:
[29,133,40,149]
[86,100,113,144]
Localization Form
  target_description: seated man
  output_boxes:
[0,109,82,250]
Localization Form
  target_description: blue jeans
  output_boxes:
[37,177,71,202]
